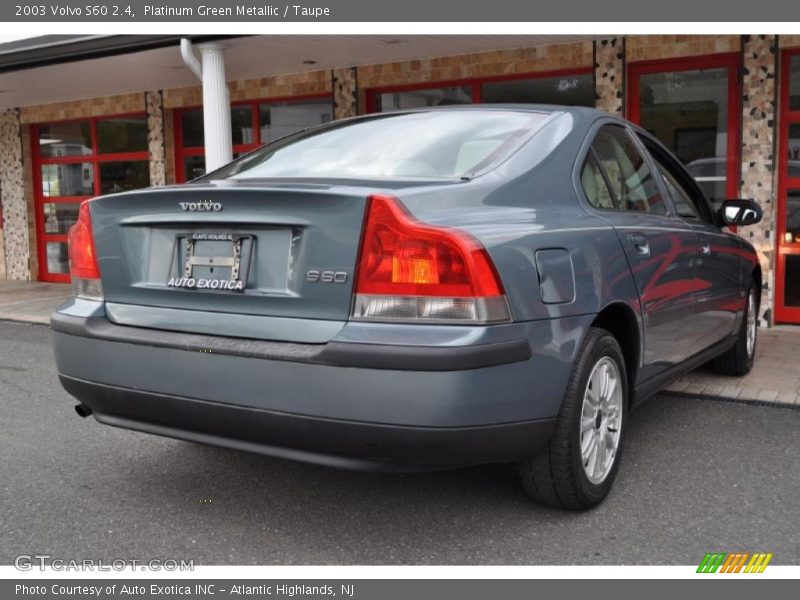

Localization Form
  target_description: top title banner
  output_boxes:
[4,0,800,22]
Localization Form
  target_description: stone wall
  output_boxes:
[740,35,778,325]
[595,38,624,115]
[626,35,741,62]
[162,69,332,109]
[779,35,800,48]
[332,67,358,120]
[19,92,144,125]
[356,41,594,111]
[0,109,29,280]
[146,91,166,187]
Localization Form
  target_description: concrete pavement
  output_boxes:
[0,280,69,324]
[0,320,798,565]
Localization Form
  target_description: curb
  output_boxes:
[661,390,800,411]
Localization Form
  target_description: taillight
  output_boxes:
[352,195,510,323]
[67,201,103,300]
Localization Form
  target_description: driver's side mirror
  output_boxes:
[717,199,763,227]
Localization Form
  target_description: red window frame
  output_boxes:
[365,67,594,113]
[173,93,333,183]
[30,112,150,283]
[774,48,800,324]
[627,53,742,206]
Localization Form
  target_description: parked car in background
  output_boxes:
[53,106,763,509]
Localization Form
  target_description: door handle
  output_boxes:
[700,239,712,256]
[628,233,650,256]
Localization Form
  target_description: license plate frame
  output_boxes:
[167,233,253,292]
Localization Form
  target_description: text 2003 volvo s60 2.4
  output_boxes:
[54,107,763,509]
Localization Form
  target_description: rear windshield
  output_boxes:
[208,110,550,181]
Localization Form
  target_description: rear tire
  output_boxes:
[709,283,758,376]
[519,327,627,510]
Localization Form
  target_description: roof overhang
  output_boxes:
[0,34,600,110]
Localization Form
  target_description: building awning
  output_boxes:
[0,34,600,109]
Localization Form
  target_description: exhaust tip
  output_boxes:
[74,404,93,418]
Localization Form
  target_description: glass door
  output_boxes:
[33,115,150,282]
[775,50,800,323]
[628,54,741,212]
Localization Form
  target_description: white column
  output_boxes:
[197,42,232,172]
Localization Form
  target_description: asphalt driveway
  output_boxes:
[0,320,798,565]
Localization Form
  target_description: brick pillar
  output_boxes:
[0,108,29,280]
[594,38,625,116]
[332,67,358,120]
[740,35,778,326]
[146,90,166,187]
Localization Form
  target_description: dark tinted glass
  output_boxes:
[231,105,254,145]
[99,160,150,194]
[788,124,800,178]
[784,190,800,245]
[184,156,206,180]
[97,116,148,154]
[218,110,549,180]
[481,74,594,106]
[790,55,800,112]
[784,254,800,307]
[38,122,91,157]
[181,109,204,147]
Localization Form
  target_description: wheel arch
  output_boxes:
[751,263,763,308]
[589,302,641,406]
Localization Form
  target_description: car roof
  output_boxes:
[341,103,614,122]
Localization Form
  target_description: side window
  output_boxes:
[658,163,701,220]
[591,126,667,215]
[581,152,616,209]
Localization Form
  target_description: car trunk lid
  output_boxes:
[89,183,369,342]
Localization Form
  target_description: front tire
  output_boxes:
[519,327,627,510]
[709,283,758,376]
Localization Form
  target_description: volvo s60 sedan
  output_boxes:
[53,106,763,509]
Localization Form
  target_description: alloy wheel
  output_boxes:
[746,289,757,359]
[580,356,623,485]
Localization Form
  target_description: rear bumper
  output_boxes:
[51,312,532,371]
[60,375,555,472]
[53,310,592,470]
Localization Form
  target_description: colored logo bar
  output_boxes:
[697,552,773,573]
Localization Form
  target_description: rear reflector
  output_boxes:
[68,201,103,300]
[352,195,510,323]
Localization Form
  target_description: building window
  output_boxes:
[374,86,472,111]
[790,54,800,112]
[174,96,333,182]
[33,114,150,282]
[367,69,594,113]
[628,55,741,212]
[776,49,800,323]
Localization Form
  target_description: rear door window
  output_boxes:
[658,163,701,220]
[589,125,667,215]
[640,135,713,224]
[581,152,617,209]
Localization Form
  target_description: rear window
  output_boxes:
[209,110,551,181]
